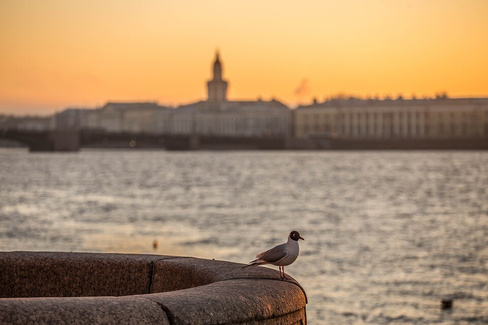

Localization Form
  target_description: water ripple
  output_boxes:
[1,149,487,324]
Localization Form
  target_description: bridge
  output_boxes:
[0,129,287,152]
[4,129,486,152]
[81,130,286,150]
[0,129,80,152]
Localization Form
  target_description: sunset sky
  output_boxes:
[1,0,488,115]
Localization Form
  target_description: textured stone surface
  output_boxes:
[0,252,307,324]
[144,279,307,325]
[0,252,173,297]
[0,296,170,325]
[154,256,287,283]
[152,257,308,302]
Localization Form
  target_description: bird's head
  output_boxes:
[290,230,304,241]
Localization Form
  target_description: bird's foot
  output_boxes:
[280,274,291,281]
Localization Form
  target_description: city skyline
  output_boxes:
[1,0,488,116]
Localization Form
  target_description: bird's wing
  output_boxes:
[259,243,289,264]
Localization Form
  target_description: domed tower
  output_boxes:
[207,50,228,102]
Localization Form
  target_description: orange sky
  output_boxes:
[1,0,488,115]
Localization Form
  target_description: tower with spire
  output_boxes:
[207,50,228,102]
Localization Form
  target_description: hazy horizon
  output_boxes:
[1,0,488,115]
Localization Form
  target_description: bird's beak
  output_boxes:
[300,236,304,241]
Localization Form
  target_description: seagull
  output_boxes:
[243,230,304,280]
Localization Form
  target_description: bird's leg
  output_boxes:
[279,266,288,280]
[281,267,289,280]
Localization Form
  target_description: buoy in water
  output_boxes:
[153,240,159,250]
[441,299,453,310]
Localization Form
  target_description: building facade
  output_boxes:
[54,103,171,134]
[294,98,488,140]
[173,99,291,137]
[53,51,291,138]
[52,52,488,143]
[170,51,291,138]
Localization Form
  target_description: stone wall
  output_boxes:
[0,252,307,324]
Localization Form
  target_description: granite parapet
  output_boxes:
[0,296,170,325]
[0,251,307,324]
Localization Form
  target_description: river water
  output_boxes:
[1,149,487,324]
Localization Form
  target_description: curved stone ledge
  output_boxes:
[0,252,307,324]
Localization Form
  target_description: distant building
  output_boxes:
[170,51,292,137]
[50,51,488,143]
[54,103,171,133]
[52,52,290,137]
[99,102,170,133]
[207,51,228,103]
[294,97,488,140]
[54,108,90,130]
[1,115,53,131]
[174,99,290,137]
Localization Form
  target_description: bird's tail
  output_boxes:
[242,259,265,269]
